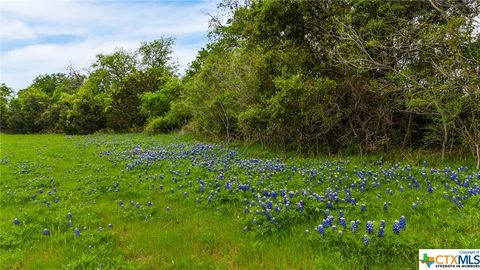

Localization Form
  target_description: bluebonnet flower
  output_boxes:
[271,217,277,224]
[67,212,72,220]
[55,197,59,203]
[350,220,357,233]
[317,225,325,236]
[393,220,401,234]
[399,216,406,229]
[98,227,103,232]
[362,235,370,245]
[361,204,366,212]
[325,209,330,218]
[108,223,112,228]
[383,202,388,211]
[339,217,346,228]
[327,201,332,209]
[266,200,273,209]
[378,227,385,237]
[331,225,337,232]
[74,228,80,236]
[38,189,43,194]
[296,202,303,212]
[380,220,386,228]
[14,218,20,225]
[136,202,141,209]
[166,207,170,212]
[243,227,249,232]
[457,201,463,208]
[411,203,417,209]
[366,221,374,234]
[244,207,250,214]
[265,210,271,220]
[339,210,344,218]
[147,202,153,207]
[253,218,258,225]
[43,228,50,235]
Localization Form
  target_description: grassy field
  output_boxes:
[1,134,479,269]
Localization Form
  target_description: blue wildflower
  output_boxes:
[350,221,357,233]
[399,216,406,229]
[14,218,20,225]
[457,201,463,208]
[74,228,80,236]
[393,220,401,234]
[378,227,385,237]
[380,220,386,228]
[43,228,50,235]
[317,225,325,236]
[362,235,370,245]
[339,217,346,228]
[366,221,374,234]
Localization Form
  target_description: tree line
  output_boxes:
[1,0,479,168]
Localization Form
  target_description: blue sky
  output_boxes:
[0,0,221,91]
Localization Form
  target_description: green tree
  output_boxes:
[0,83,12,130]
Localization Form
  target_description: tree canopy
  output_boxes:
[1,1,479,167]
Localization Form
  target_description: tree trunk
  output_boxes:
[441,120,447,161]
[476,143,479,170]
[402,112,413,149]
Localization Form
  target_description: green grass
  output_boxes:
[1,133,479,269]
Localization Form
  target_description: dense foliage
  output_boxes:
[1,0,479,167]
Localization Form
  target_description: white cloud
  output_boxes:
[0,19,36,39]
[0,0,220,91]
